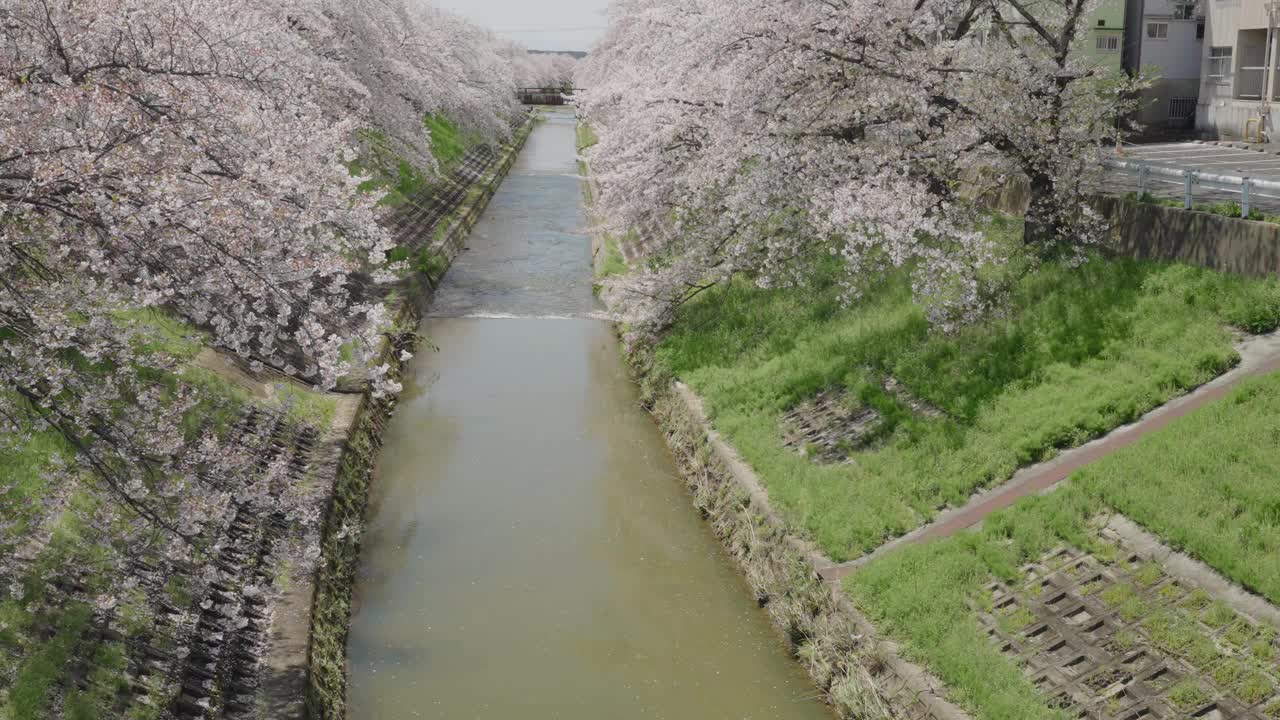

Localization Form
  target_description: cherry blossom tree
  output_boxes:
[414,6,525,141]
[3,0,386,520]
[0,0,529,592]
[285,0,522,177]
[579,0,1144,332]
[509,49,579,90]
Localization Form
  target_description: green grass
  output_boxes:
[425,114,479,172]
[846,371,1280,720]
[656,232,1280,561]
[596,234,627,280]
[0,426,71,538]
[64,641,130,720]
[576,122,599,153]
[1126,191,1280,225]
[274,382,338,431]
[2,604,92,720]
[0,485,169,719]
[349,128,430,207]
[352,113,483,208]
[115,309,206,361]
[1167,679,1212,710]
[180,367,252,441]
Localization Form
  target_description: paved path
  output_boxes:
[821,330,1280,582]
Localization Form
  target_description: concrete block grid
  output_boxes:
[780,389,881,463]
[779,379,943,466]
[979,540,1280,720]
[382,145,501,250]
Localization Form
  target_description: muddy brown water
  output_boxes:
[346,108,833,719]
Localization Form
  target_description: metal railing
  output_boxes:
[1100,156,1280,217]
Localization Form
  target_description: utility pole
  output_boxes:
[1121,0,1145,79]
[1118,0,1146,149]
[1265,1,1280,141]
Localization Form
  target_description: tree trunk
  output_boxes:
[1022,172,1063,254]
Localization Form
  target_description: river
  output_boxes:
[345,107,833,720]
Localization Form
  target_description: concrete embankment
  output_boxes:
[256,116,535,720]
[959,166,1280,279]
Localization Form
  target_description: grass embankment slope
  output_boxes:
[849,371,1280,720]
[652,215,1280,720]
[1,315,203,720]
[655,218,1280,562]
[575,121,626,281]
[351,113,482,208]
[0,308,338,720]
[380,113,494,280]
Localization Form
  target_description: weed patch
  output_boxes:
[596,234,627,281]
[576,122,599,152]
[3,604,91,719]
[1125,191,1280,226]
[658,242,1280,560]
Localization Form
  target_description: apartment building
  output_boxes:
[1196,1,1280,139]
[1129,0,1205,129]
[1084,0,1129,71]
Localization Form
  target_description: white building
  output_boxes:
[1131,0,1204,130]
[1196,1,1280,139]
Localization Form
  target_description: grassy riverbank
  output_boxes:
[0,309,336,719]
[639,215,1280,719]
[655,226,1280,561]
[576,120,629,282]
[848,371,1280,720]
[351,114,481,207]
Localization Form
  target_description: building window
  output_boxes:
[1146,22,1169,40]
[1168,97,1197,120]
[1096,35,1120,52]
[1208,46,1233,77]
[1172,2,1196,20]
[1197,22,1205,40]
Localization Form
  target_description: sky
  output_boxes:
[433,0,611,53]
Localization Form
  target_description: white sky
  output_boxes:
[433,0,611,52]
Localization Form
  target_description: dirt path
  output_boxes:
[820,330,1280,582]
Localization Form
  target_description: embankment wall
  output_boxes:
[960,169,1280,278]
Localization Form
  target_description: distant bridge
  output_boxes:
[517,87,583,106]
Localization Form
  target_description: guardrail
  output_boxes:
[1101,156,1280,218]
